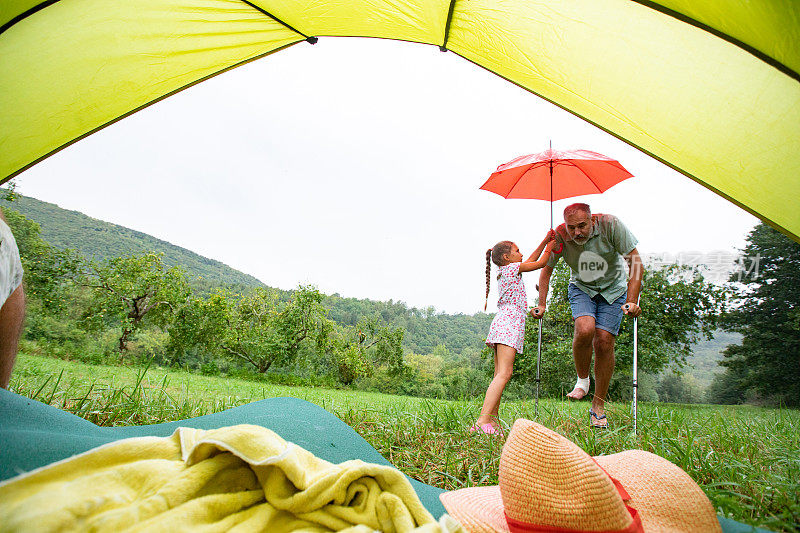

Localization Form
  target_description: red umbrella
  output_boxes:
[480,146,634,228]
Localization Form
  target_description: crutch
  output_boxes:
[627,296,640,435]
[535,284,542,418]
[632,312,638,434]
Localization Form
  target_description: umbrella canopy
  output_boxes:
[1,1,798,240]
[480,149,634,202]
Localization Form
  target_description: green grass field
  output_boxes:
[9,354,800,532]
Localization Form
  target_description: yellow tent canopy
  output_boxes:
[1,1,799,239]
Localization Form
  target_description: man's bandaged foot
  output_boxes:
[567,376,590,400]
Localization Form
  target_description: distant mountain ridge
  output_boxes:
[1,193,264,287]
[0,191,493,355]
[684,330,741,387]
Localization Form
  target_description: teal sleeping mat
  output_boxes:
[0,388,767,532]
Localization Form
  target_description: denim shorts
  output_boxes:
[567,283,626,336]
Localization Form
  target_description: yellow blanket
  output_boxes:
[0,424,464,532]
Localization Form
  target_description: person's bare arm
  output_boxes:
[0,207,24,389]
[520,230,555,273]
[530,265,554,318]
[0,285,24,389]
[520,242,554,273]
[622,248,643,317]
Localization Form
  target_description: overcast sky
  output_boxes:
[13,38,758,314]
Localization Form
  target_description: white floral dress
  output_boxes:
[485,262,527,354]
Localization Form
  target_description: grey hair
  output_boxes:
[564,202,591,219]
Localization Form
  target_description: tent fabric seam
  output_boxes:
[0,0,58,36]
[629,0,800,83]
[238,0,312,41]
[439,0,458,51]
[0,0,314,41]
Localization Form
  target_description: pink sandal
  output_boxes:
[469,423,502,435]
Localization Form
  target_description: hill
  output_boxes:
[0,191,491,355]
[322,293,493,354]
[0,192,264,287]
[685,330,742,387]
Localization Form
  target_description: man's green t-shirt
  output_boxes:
[546,214,638,303]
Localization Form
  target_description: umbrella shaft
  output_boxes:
[549,160,553,229]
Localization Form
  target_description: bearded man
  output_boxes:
[531,203,642,428]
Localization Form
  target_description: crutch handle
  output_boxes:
[622,302,641,317]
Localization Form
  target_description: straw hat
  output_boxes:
[440,419,720,532]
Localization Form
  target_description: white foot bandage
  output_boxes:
[575,376,590,393]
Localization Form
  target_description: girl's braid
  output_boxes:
[485,241,513,311]
[484,248,492,311]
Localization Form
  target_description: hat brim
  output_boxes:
[594,451,721,533]
[440,485,509,533]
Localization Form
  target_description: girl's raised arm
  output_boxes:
[520,230,556,273]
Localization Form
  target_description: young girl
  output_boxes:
[473,231,555,434]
